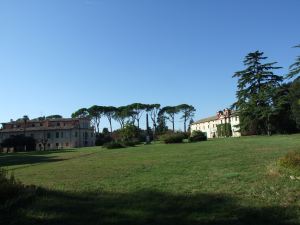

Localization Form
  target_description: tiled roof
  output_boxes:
[192,111,239,125]
[1,117,89,125]
[0,126,94,133]
[192,116,217,124]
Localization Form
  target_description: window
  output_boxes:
[56,143,59,147]
[66,142,69,147]
[31,133,34,138]
[47,133,51,139]
[57,122,60,126]
[40,123,43,126]
[61,132,64,138]
[47,143,51,147]
[75,132,78,137]
[32,124,35,127]
[56,132,59,138]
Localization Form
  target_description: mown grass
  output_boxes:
[1,134,300,224]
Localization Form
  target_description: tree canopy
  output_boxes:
[232,51,283,135]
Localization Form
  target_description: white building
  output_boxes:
[191,109,241,138]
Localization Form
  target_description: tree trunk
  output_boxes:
[109,119,113,133]
[172,120,175,132]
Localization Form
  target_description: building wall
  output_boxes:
[0,118,95,150]
[191,115,241,138]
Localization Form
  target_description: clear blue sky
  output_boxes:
[1,0,299,130]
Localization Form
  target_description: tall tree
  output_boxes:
[46,115,63,119]
[71,108,89,118]
[88,105,104,133]
[178,104,196,133]
[103,106,117,133]
[287,45,300,79]
[160,106,180,132]
[128,103,147,129]
[157,109,168,134]
[113,106,130,129]
[271,83,298,133]
[146,104,161,136]
[232,51,283,135]
[290,79,300,128]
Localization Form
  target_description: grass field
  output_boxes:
[1,135,300,225]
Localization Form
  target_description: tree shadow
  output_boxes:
[0,152,71,167]
[3,188,299,225]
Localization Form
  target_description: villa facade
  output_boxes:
[191,109,241,138]
[0,118,95,150]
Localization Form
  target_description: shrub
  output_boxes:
[122,140,140,147]
[95,133,113,146]
[0,169,23,203]
[103,142,125,149]
[279,151,300,169]
[189,131,207,142]
[161,133,185,144]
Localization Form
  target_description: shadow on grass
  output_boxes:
[2,188,299,225]
[0,150,76,167]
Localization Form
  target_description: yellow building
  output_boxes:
[191,109,241,138]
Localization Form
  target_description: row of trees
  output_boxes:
[232,45,300,135]
[71,104,196,135]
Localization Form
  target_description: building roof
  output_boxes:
[192,116,217,124]
[192,111,239,125]
[0,126,83,133]
[1,117,89,125]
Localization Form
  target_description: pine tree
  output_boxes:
[232,51,283,135]
[287,45,300,79]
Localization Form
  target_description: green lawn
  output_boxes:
[1,135,300,225]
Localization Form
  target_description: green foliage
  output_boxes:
[119,123,139,142]
[287,45,300,79]
[290,79,300,128]
[159,106,180,132]
[161,133,185,144]
[87,105,105,133]
[270,82,298,133]
[113,106,133,128]
[177,104,196,133]
[71,108,89,118]
[0,169,22,203]
[232,51,283,135]
[45,115,63,119]
[95,132,113,146]
[279,151,300,169]
[217,124,232,137]
[103,142,125,149]
[189,131,207,142]
[102,106,117,132]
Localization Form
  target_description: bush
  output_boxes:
[161,133,185,144]
[0,169,23,203]
[189,131,207,142]
[122,140,140,147]
[103,142,125,149]
[95,133,113,146]
[279,151,300,169]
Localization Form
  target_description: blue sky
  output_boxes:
[0,0,299,130]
